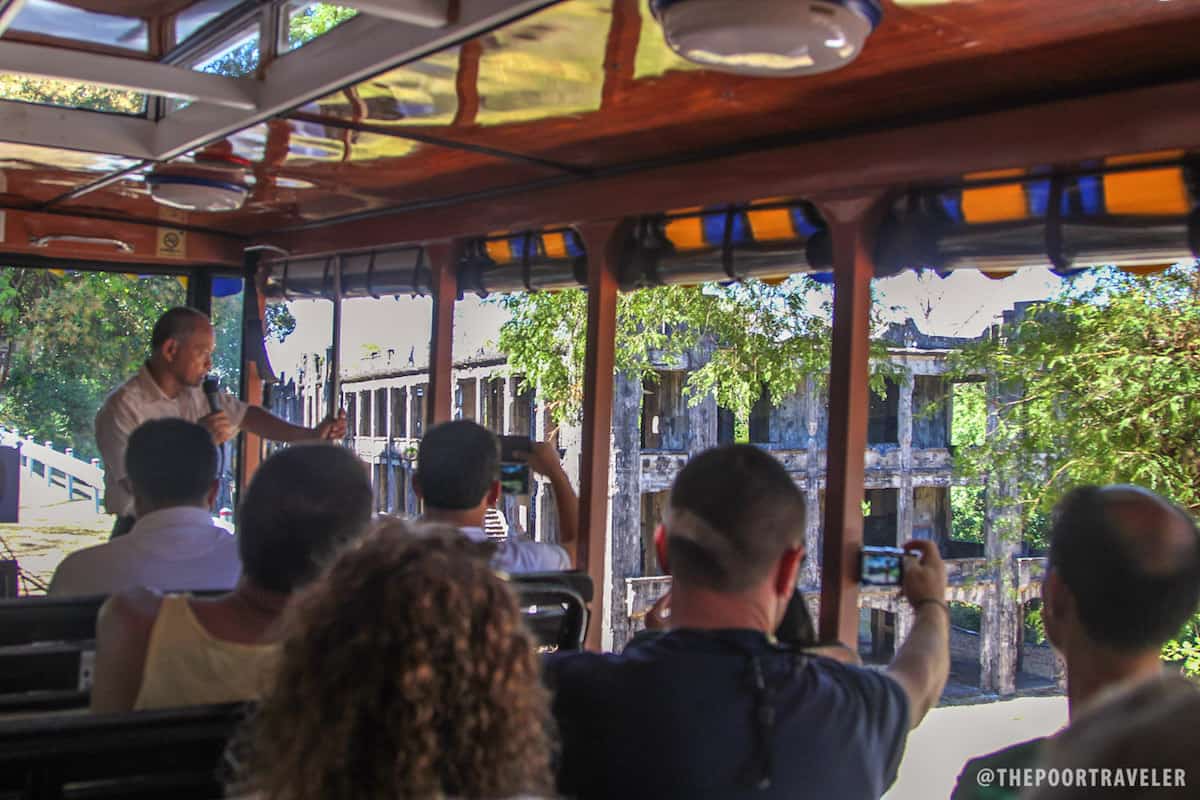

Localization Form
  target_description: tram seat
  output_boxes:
[0,594,104,714]
[0,702,247,800]
[508,571,593,652]
[0,572,592,712]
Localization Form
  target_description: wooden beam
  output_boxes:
[1,209,244,267]
[238,255,269,493]
[577,220,625,651]
[274,77,1200,256]
[426,241,458,427]
[816,194,885,647]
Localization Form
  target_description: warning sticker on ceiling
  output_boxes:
[157,228,186,259]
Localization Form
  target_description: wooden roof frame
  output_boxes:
[4,1,1200,651]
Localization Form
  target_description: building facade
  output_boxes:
[270,317,1056,697]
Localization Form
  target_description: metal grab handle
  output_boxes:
[30,235,134,253]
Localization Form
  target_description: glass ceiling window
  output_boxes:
[192,25,260,78]
[8,0,148,52]
[284,2,358,52]
[174,0,244,45]
[0,74,145,115]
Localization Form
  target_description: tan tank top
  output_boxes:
[133,594,279,711]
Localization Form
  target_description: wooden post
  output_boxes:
[426,242,458,427]
[238,253,268,491]
[578,220,627,652]
[91,458,101,513]
[328,258,343,420]
[816,195,885,647]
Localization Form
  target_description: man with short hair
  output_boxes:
[545,444,950,799]
[95,306,346,535]
[415,419,577,573]
[952,485,1200,800]
[49,419,240,596]
[90,443,375,711]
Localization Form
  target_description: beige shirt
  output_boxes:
[134,594,278,711]
[94,364,247,516]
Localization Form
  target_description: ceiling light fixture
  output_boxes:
[650,0,883,77]
[147,142,251,213]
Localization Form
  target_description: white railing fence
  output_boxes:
[0,428,104,512]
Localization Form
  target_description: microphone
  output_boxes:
[202,375,221,415]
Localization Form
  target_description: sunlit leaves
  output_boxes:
[497,277,894,425]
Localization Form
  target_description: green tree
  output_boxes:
[496,278,896,426]
[950,382,987,542]
[950,262,1200,671]
[0,270,185,459]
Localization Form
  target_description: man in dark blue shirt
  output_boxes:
[545,444,950,799]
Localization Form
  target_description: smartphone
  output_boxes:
[860,546,906,587]
[499,435,532,495]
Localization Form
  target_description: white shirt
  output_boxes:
[459,526,571,574]
[95,364,248,516]
[48,506,241,596]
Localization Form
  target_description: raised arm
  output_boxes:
[885,539,950,729]
[526,441,579,550]
[240,406,346,443]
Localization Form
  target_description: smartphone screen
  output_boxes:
[499,436,532,495]
[860,547,905,587]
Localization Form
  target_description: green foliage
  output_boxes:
[288,4,358,48]
[0,75,143,114]
[952,264,1200,517]
[950,485,985,543]
[949,602,981,632]
[265,303,297,343]
[950,262,1200,673]
[496,278,896,424]
[950,382,988,542]
[0,270,185,459]
[1025,601,1047,645]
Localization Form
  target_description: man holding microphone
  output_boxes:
[96,307,346,536]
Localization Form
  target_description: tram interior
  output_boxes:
[0,0,1199,797]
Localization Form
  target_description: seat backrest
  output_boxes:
[0,595,104,647]
[0,702,247,800]
[509,572,593,651]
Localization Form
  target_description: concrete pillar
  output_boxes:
[897,370,914,546]
[685,341,719,455]
[533,395,550,542]
[501,377,513,435]
[802,375,822,590]
[607,371,643,651]
[980,376,1021,696]
[472,376,482,431]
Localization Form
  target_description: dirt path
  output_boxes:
[886,695,1068,799]
[0,469,111,594]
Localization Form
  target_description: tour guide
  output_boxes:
[96,307,346,535]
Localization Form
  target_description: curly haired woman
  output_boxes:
[231,521,555,799]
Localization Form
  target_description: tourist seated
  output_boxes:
[89,443,373,713]
[49,419,239,596]
[952,485,1200,800]
[415,419,577,572]
[228,521,554,799]
[544,444,950,799]
[1027,674,1200,800]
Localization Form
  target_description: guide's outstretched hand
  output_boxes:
[315,409,348,441]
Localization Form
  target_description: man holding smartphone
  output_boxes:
[545,444,949,799]
[414,420,578,573]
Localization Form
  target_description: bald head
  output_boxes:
[1049,485,1200,651]
[151,306,210,353]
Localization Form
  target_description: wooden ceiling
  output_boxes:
[2,0,1200,265]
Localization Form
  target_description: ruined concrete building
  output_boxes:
[271,315,1058,698]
